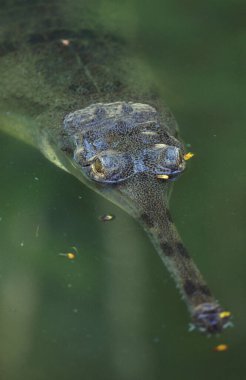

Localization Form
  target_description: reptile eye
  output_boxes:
[89,151,134,183]
[91,158,105,176]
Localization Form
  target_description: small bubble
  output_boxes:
[20,242,24,247]
[60,39,70,46]
[67,283,72,288]
[34,177,39,181]
[99,214,115,222]
[73,308,78,313]
[35,225,40,238]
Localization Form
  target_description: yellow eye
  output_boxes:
[184,152,194,161]
[219,311,231,319]
[92,158,105,175]
[213,344,229,352]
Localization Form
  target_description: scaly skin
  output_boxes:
[0,0,231,334]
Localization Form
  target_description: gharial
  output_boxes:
[0,0,232,334]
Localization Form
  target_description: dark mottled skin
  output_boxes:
[0,0,231,334]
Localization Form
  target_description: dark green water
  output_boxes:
[0,0,246,379]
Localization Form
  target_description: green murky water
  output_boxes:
[0,1,246,379]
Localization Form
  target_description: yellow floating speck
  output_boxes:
[184,152,195,161]
[156,174,169,180]
[213,344,229,352]
[219,311,231,319]
[59,252,76,259]
[67,252,76,260]
[59,246,78,260]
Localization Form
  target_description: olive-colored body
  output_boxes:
[0,0,231,334]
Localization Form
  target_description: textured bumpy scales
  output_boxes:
[61,102,182,179]
[0,0,231,334]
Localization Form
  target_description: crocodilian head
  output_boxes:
[62,102,186,186]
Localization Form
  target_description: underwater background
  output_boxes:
[0,0,245,379]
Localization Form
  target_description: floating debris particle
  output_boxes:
[156,174,169,180]
[60,39,70,46]
[184,152,195,161]
[213,344,229,352]
[34,177,39,181]
[20,241,24,247]
[99,214,115,222]
[59,246,78,260]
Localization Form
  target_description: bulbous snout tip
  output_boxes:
[192,303,232,335]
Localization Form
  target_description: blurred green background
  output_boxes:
[0,0,246,379]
